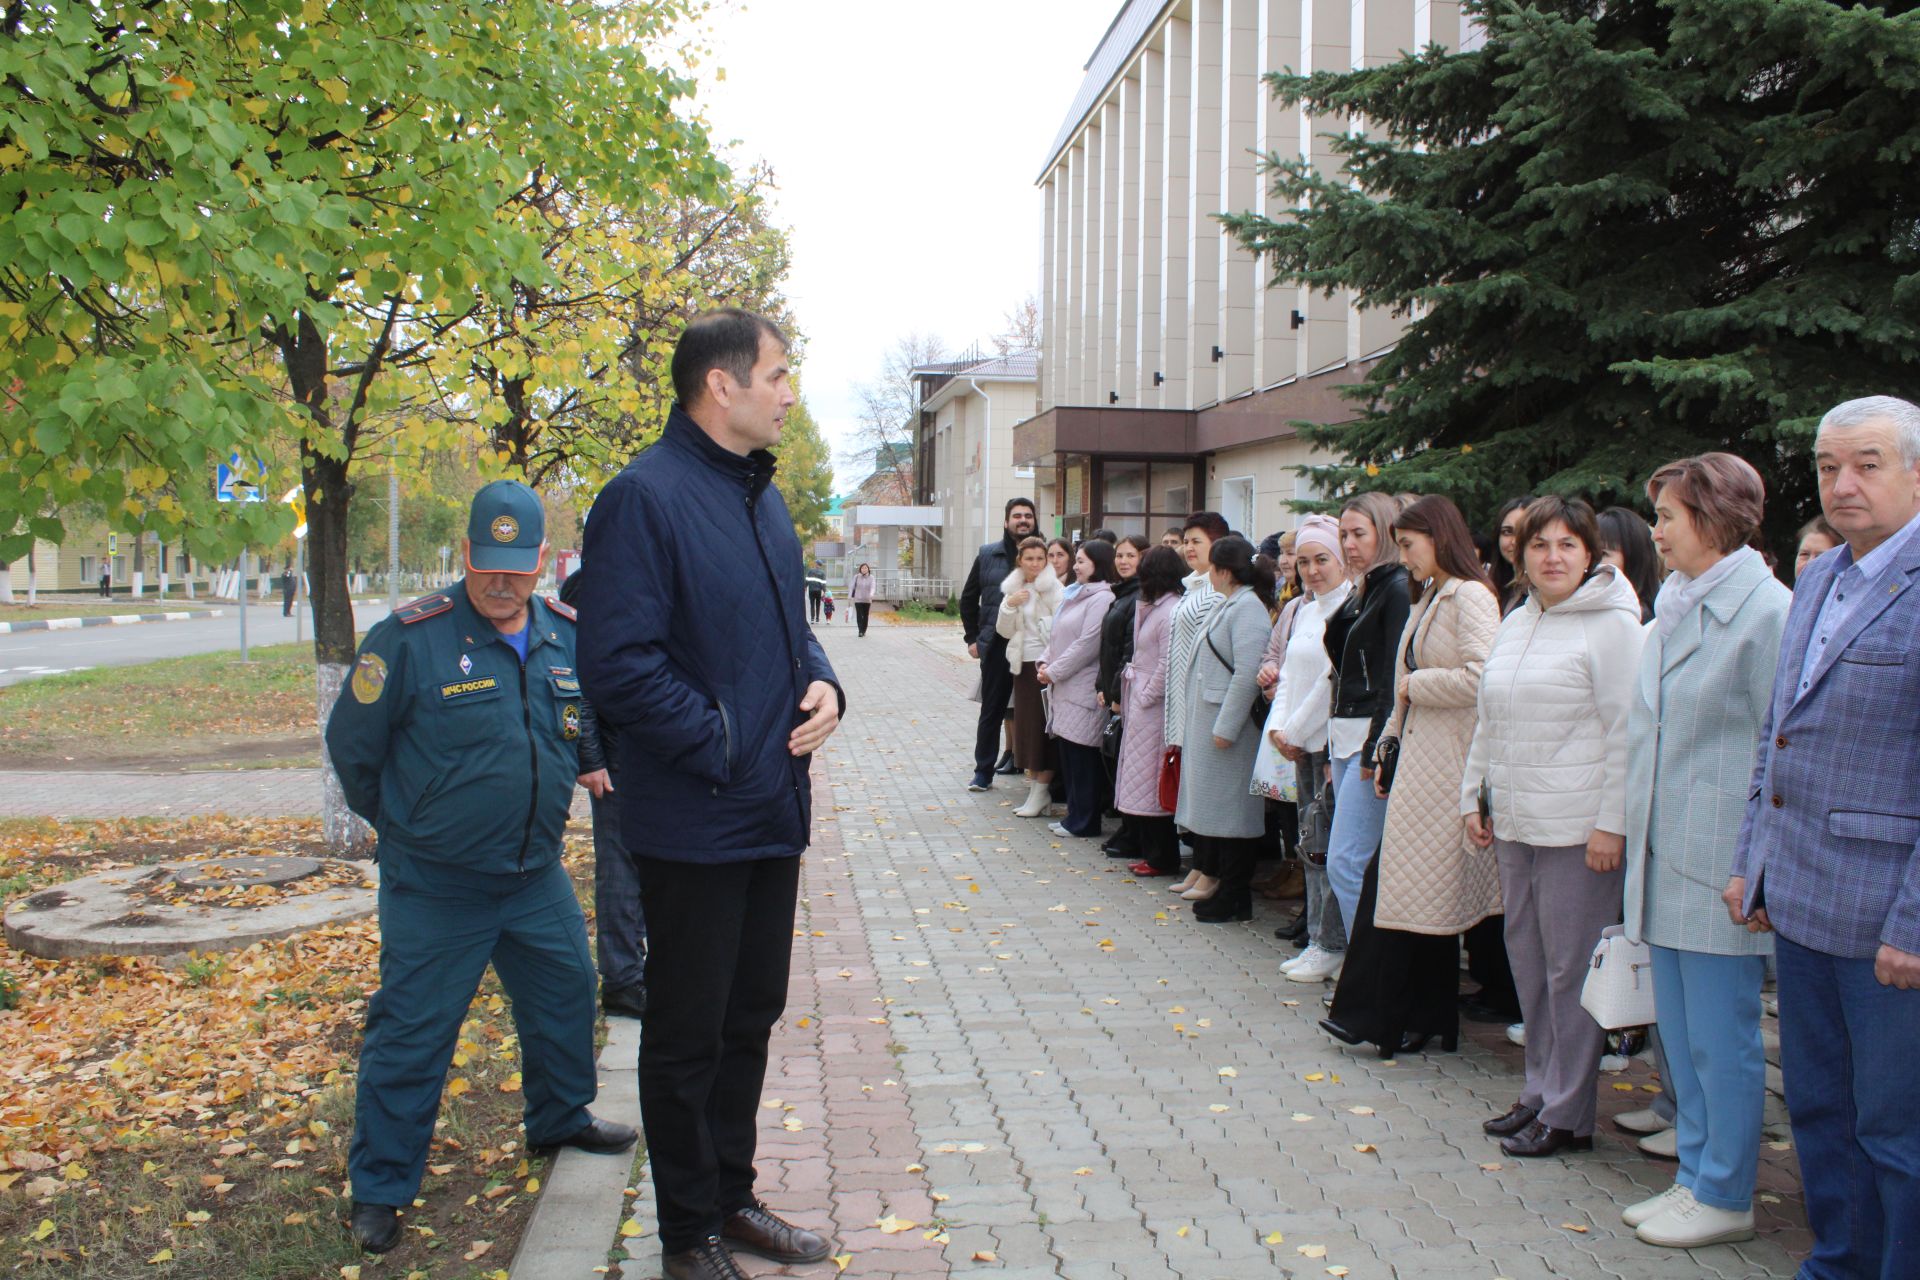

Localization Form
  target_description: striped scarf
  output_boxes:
[1163,570,1221,749]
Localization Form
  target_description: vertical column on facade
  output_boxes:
[1159,16,1192,411]
[1217,0,1259,400]
[1117,76,1143,405]
[1186,0,1223,407]
[1350,0,1415,361]
[1413,0,1466,56]
[1136,45,1165,407]
[1065,141,1087,406]
[1298,0,1350,374]
[1253,0,1302,390]
[1051,163,1073,409]
[1097,100,1122,404]
[1040,174,1059,413]
[1079,122,1102,407]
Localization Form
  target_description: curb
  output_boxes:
[509,1016,651,1280]
[0,609,224,635]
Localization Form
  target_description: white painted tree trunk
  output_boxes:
[0,564,13,604]
[316,661,374,854]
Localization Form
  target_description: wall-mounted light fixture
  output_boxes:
[1289,310,1304,330]
[1211,345,1224,363]
[1152,371,1165,386]
[1108,391,1119,404]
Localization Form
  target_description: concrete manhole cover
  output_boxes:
[3,854,378,960]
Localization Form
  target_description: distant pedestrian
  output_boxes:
[577,307,844,1280]
[325,480,636,1256]
[821,590,835,624]
[959,498,1040,792]
[281,569,297,617]
[850,563,875,636]
[98,567,110,598]
[806,564,826,624]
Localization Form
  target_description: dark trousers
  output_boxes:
[854,602,871,636]
[1463,914,1521,1019]
[635,854,800,1252]
[807,591,822,622]
[350,858,597,1207]
[1135,815,1179,873]
[1056,739,1104,836]
[590,764,647,992]
[974,637,1014,773]
[1776,934,1920,1280]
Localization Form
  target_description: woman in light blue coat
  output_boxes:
[1621,454,1791,1249]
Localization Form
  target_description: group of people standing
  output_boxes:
[961,395,1920,1273]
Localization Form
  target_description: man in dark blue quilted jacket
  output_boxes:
[576,309,845,1280]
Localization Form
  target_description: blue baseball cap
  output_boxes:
[466,480,545,574]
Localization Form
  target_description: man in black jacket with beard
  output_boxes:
[958,497,1037,792]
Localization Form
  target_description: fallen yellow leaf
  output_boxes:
[464,1240,493,1260]
[1327,1268,1350,1277]
[1264,1230,1284,1244]
[1297,1243,1327,1258]
[31,1220,54,1242]
[1348,1106,1374,1116]
[1208,1104,1230,1113]
[1304,1072,1325,1082]
[1073,1167,1094,1176]
[1175,1225,1190,1238]
[1352,1144,1376,1154]
[446,1078,470,1098]
[619,1219,645,1238]
[972,1250,997,1262]
[833,1255,852,1273]
[874,1214,917,1234]
[148,1250,173,1265]
[340,1268,360,1280]
[1218,1067,1238,1078]
[1560,1223,1590,1234]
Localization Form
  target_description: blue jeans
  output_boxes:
[1650,946,1767,1211]
[1776,934,1920,1279]
[1327,752,1388,937]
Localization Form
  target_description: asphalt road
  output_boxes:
[0,600,393,688]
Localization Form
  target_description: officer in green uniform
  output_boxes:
[326,480,636,1255]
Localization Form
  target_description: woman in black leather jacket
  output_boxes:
[1095,535,1148,855]
[1319,493,1411,963]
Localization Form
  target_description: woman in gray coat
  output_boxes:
[1620,454,1790,1249]
[1174,536,1278,923]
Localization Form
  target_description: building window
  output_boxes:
[79,555,96,583]
[1221,477,1255,537]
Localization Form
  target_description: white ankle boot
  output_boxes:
[1014,781,1050,818]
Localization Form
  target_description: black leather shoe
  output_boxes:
[1318,1018,1365,1047]
[532,1115,637,1156]
[1500,1119,1593,1158]
[601,984,647,1019]
[349,1201,400,1254]
[1396,1031,1458,1056]
[662,1236,748,1280]
[1274,912,1308,943]
[722,1202,834,1264]
[994,750,1020,775]
[1193,894,1253,923]
[1483,1102,1538,1137]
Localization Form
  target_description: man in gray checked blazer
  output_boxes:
[1729,395,1920,1280]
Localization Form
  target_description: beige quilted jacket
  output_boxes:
[1374,576,1504,936]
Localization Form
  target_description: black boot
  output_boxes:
[994,750,1020,775]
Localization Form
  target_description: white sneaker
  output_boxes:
[1506,1022,1526,1047]
[1014,781,1049,818]
[1281,945,1321,975]
[1639,1127,1678,1159]
[1621,1183,1688,1228]
[1047,822,1075,838]
[1636,1191,1754,1248]
[1287,948,1343,983]
[1615,1107,1673,1137]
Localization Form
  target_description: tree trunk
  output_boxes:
[0,562,12,604]
[283,306,372,855]
[26,543,36,605]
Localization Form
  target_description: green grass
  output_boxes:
[0,599,217,621]
[890,601,957,624]
[0,644,318,768]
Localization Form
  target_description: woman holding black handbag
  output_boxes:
[1321,497,1500,1056]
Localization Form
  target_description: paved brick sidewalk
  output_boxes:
[684,622,1806,1280]
[0,768,326,818]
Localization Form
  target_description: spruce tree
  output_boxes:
[1223,0,1920,549]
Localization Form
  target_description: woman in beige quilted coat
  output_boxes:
[1323,496,1500,1058]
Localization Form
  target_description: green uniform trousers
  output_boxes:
[349,856,597,1207]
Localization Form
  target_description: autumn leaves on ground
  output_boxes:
[0,815,613,1279]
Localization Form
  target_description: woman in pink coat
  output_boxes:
[1036,540,1118,838]
[1115,546,1188,875]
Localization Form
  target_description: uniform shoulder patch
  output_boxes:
[395,592,453,625]
[544,595,577,622]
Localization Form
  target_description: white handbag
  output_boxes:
[1579,925,1657,1030]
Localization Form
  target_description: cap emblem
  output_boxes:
[491,515,519,543]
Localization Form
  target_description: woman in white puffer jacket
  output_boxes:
[1461,496,1647,1161]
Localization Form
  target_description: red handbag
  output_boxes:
[1157,746,1181,813]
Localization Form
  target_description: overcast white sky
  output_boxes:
[696,0,1116,487]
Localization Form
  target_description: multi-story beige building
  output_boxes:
[911,350,1043,582]
[1018,0,1473,539]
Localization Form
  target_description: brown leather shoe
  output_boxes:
[662,1236,748,1280]
[722,1202,834,1264]
[1482,1101,1538,1137]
